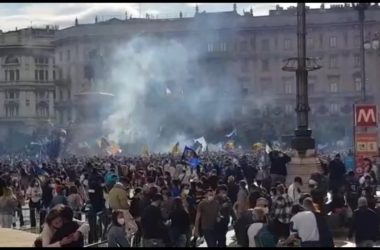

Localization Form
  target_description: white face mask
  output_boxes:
[207,195,214,201]
[183,189,190,195]
[262,207,269,214]
[117,218,125,225]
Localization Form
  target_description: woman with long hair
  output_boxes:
[107,210,130,247]
[0,186,18,228]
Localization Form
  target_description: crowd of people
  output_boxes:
[0,147,379,247]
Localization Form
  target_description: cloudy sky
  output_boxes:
[0,2,339,32]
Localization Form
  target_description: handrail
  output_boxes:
[84,240,108,248]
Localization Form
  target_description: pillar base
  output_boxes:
[291,135,315,156]
[286,151,322,193]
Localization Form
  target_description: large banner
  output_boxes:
[355,132,378,175]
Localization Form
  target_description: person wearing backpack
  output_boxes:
[247,207,278,247]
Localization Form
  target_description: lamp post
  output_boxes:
[352,3,370,102]
[282,3,321,156]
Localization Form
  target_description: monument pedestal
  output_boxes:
[286,149,322,193]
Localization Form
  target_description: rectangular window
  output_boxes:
[262,39,269,51]
[52,57,55,65]
[329,55,338,69]
[59,69,63,80]
[330,103,339,113]
[329,76,339,92]
[241,59,249,72]
[35,70,38,81]
[207,43,214,52]
[284,39,291,50]
[67,50,71,61]
[307,37,314,49]
[59,51,63,62]
[250,37,256,51]
[309,77,316,93]
[59,89,63,101]
[354,77,362,91]
[354,35,360,48]
[39,70,44,81]
[45,70,48,81]
[343,32,348,46]
[285,104,293,114]
[53,70,56,80]
[261,59,269,72]
[240,40,248,52]
[354,54,360,68]
[9,70,14,81]
[329,36,337,48]
[16,69,19,81]
[319,34,323,49]
[5,70,8,81]
[284,81,293,94]
[26,99,30,106]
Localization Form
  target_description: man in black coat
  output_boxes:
[348,197,380,247]
[328,154,346,194]
[269,151,291,186]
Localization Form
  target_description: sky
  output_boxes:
[0,2,340,32]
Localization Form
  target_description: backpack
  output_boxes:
[254,225,278,247]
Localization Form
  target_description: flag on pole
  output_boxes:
[181,146,200,170]
[171,142,181,156]
[225,128,237,138]
[143,144,150,156]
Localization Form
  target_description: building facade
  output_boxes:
[2,4,380,149]
[0,27,56,150]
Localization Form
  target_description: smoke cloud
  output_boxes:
[101,35,244,153]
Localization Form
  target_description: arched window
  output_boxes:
[4,55,19,64]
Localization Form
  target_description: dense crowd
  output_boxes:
[0,148,379,247]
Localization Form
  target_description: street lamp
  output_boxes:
[282,3,321,156]
[352,2,370,102]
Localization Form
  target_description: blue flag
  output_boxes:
[225,128,237,138]
[181,146,200,170]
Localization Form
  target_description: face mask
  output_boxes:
[207,195,213,201]
[262,207,269,214]
[183,189,190,195]
[50,184,56,189]
[117,218,125,225]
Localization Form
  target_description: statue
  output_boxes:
[83,49,107,91]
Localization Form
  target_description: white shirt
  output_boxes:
[247,222,264,247]
[290,211,319,242]
[287,183,301,204]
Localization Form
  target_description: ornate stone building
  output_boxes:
[2,4,380,150]
[53,4,380,145]
[0,27,56,150]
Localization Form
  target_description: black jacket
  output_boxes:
[269,152,291,176]
[348,207,380,242]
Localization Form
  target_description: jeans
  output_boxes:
[215,229,227,247]
[203,229,217,247]
[29,200,40,228]
[0,213,13,228]
[356,240,374,247]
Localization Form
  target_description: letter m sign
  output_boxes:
[355,104,378,127]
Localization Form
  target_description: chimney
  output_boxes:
[75,17,78,26]
[179,11,183,18]
[125,11,128,20]
[233,3,237,12]
[321,3,325,9]
[195,4,199,15]
[46,25,49,31]
[95,16,98,23]
[250,7,253,15]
